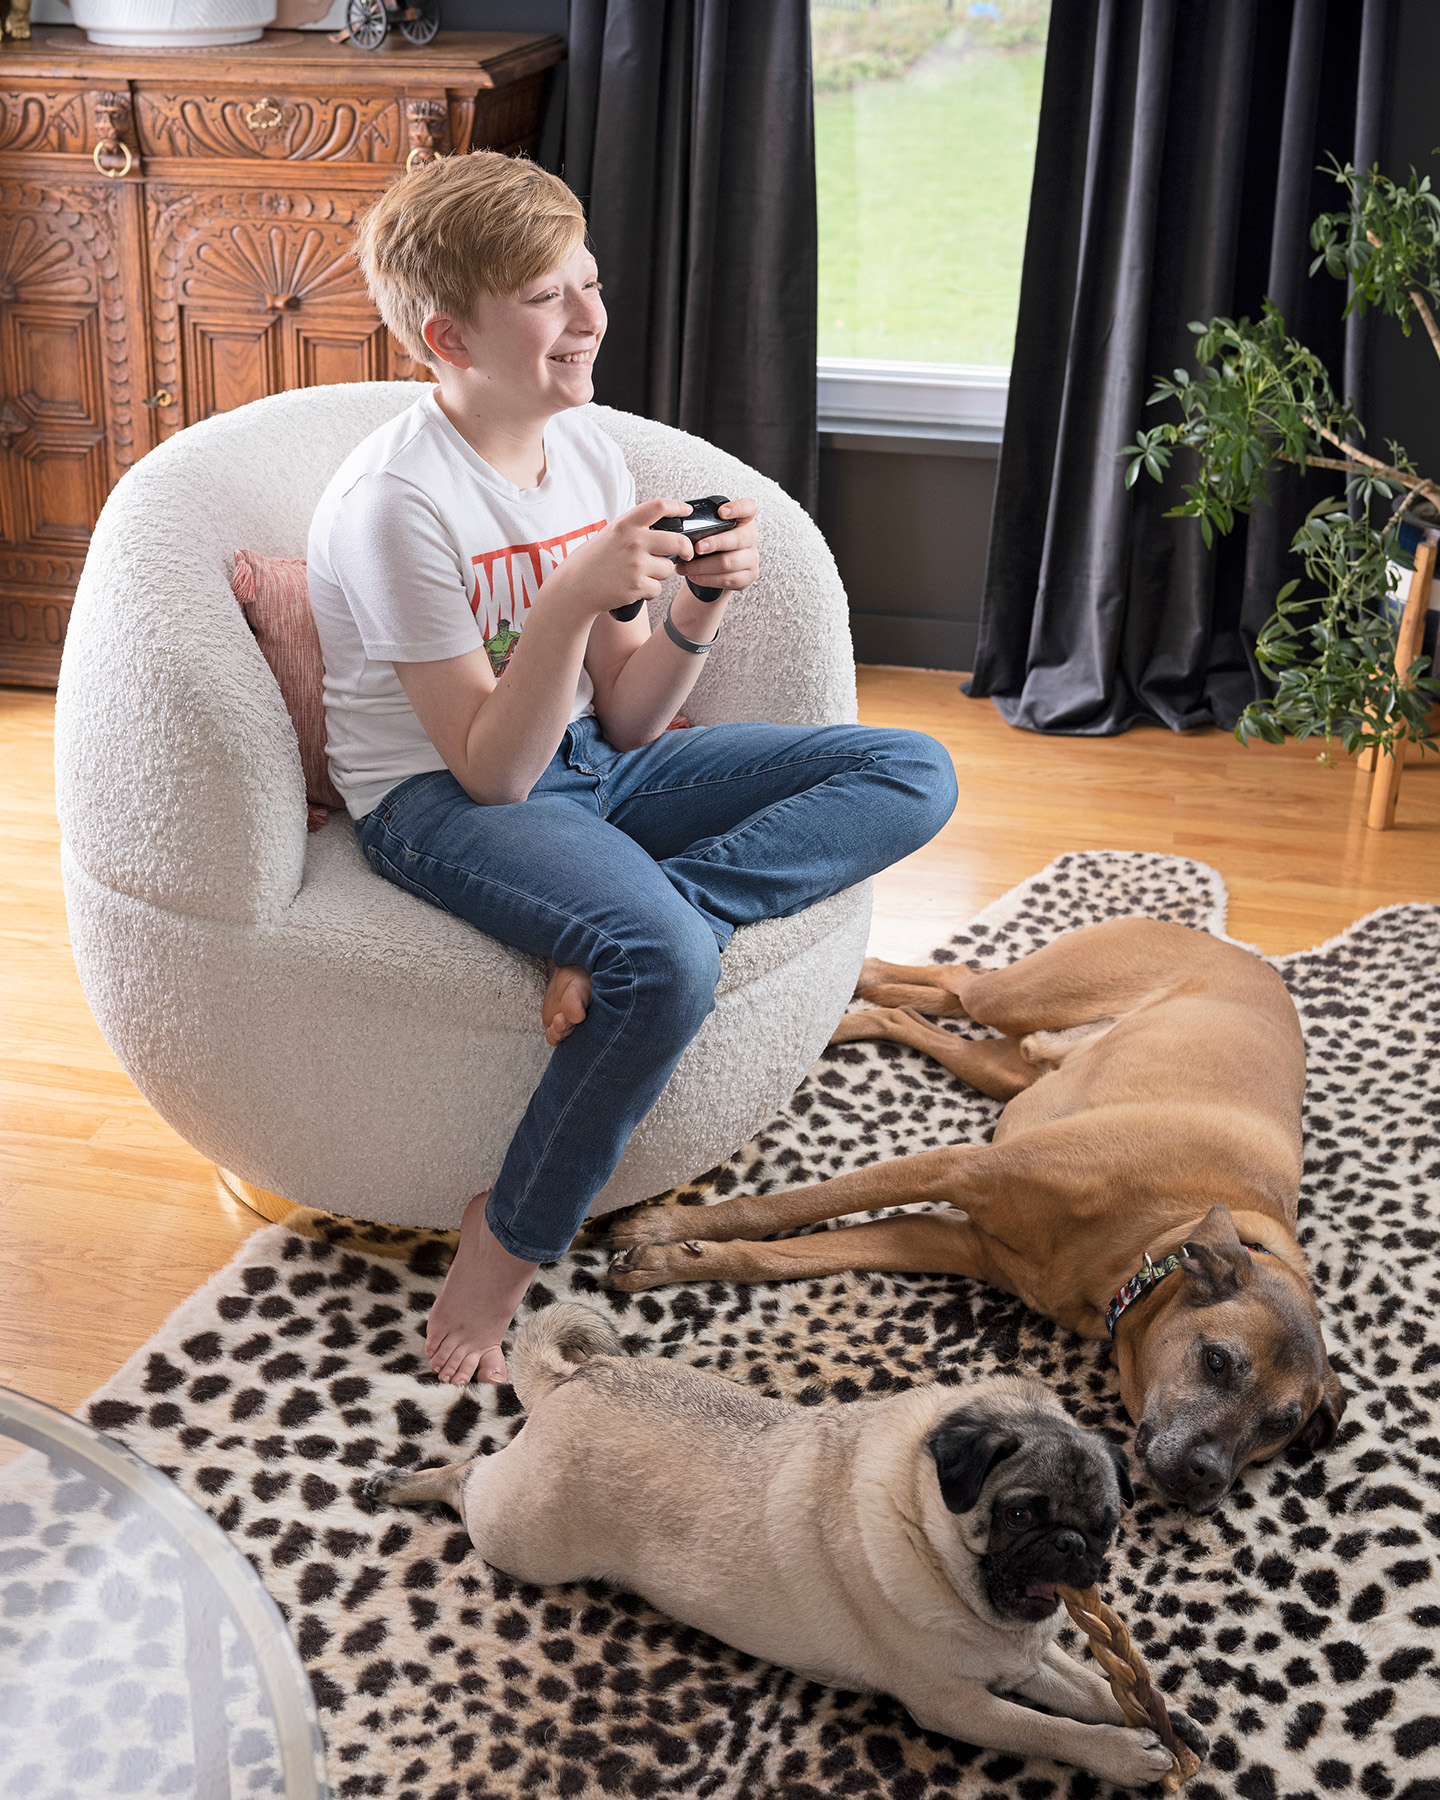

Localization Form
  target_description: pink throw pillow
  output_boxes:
[231,550,345,829]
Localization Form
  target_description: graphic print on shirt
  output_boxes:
[472,519,607,675]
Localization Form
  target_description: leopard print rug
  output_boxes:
[34,854,1440,1797]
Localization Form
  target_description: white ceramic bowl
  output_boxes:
[68,0,278,46]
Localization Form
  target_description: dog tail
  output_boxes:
[508,1302,625,1412]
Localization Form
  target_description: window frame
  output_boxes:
[817,357,1008,446]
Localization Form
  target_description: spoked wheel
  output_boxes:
[346,0,388,50]
[399,0,440,46]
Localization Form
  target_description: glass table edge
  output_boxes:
[0,1384,330,1800]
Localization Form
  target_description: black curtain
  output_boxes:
[967,0,1393,735]
[563,0,818,514]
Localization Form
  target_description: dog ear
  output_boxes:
[1106,1441,1135,1507]
[1186,1203,1243,1250]
[1296,1365,1348,1452]
[1178,1242,1247,1304]
[1177,1208,1253,1305]
[929,1412,1021,1516]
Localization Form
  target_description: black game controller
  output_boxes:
[610,495,732,621]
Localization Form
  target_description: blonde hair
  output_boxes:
[354,152,587,364]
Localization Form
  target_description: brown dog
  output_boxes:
[606,918,1346,1512]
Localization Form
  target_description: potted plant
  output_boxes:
[1123,157,1440,826]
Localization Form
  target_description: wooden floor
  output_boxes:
[5,675,1439,1417]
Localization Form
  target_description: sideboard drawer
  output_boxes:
[133,87,417,164]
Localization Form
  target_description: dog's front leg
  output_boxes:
[1013,1642,1125,1724]
[605,1209,993,1293]
[904,1684,1174,1788]
[604,1145,979,1255]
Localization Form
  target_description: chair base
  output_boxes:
[217,1166,299,1225]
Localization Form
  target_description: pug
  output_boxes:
[372,1303,1208,1788]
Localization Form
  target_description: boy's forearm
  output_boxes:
[597,592,729,751]
[458,609,593,804]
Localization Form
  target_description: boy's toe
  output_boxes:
[427,1332,473,1386]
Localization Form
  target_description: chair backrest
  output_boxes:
[55,384,855,926]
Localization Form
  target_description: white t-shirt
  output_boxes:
[308,389,636,818]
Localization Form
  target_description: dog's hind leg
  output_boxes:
[952,917,1208,1037]
[830,1006,1039,1100]
[607,1209,997,1293]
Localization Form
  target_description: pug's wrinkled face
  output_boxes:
[930,1403,1133,1625]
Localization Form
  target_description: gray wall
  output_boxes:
[818,438,996,670]
[440,1,568,32]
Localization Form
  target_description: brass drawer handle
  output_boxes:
[245,97,284,133]
[142,390,175,409]
[93,139,133,179]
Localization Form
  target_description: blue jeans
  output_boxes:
[356,717,957,1262]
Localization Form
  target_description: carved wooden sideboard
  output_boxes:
[0,26,563,684]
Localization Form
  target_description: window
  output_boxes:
[813,0,1050,433]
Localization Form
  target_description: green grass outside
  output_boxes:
[816,37,1047,367]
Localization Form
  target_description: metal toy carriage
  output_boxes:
[344,0,439,49]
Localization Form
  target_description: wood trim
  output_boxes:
[0,29,566,83]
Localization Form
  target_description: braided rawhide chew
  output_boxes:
[1056,1584,1203,1792]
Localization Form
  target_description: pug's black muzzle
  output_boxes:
[985,1530,1107,1622]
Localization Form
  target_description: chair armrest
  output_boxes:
[56,383,422,923]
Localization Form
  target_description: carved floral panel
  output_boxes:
[0,204,100,306]
[134,91,401,162]
[0,90,90,157]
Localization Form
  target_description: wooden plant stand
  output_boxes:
[1359,540,1436,830]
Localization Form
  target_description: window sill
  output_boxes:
[817,357,1009,452]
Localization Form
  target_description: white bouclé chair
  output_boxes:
[54,384,872,1228]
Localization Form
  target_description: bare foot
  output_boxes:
[542,960,591,1047]
[426,1193,538,1386]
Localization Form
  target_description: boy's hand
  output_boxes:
[546,499,695,620]
[685,497,759,595]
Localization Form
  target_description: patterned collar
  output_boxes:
[1104,1242,1272,1337]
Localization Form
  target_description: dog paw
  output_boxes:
[603,1206,703,1252]
[1085,1725,1176,1788]
[362,1471,396,1507]
[605,1242,705,1290]
[856,956,888,992]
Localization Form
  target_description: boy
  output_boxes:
[309,152,957,1390]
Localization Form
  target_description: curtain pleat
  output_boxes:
[563,0,818,513]
[969,0,1393,735]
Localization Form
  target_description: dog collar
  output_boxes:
[1105,1242,1272,1337]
